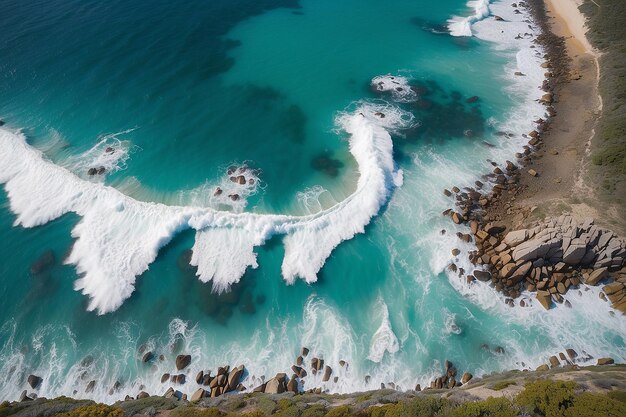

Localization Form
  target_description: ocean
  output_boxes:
[0,0,624,402]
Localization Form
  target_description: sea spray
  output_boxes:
[448,0,492,37]
[0,102,405,314]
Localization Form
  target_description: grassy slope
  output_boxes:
[579,0,626,201]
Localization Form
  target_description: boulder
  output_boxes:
[540,93,553,104]
[108,381,121,395]
[563,244,587,265]
[452,212,463,224]
[296,356,303,365]
[265,377,286,394]
[287,377,298,393]
[473,270,491,282]
[253,383,267,393]
[142,351,154,363]
[528,169,538,177]
[322,366,332,382]
[536,292,552,310]
[586,267,608,285]
[196,371,204,384]
[85,380,96,393]
[19,390,32,402]
[191,388,206,402]
[172,374,186,384]
[452,248,460,256]
[536,364,549,371]
[27,375,42,389]
[175,354,191,370]
[549,356,560,368]
[597,358,614,365]
[137,391,150,399]
[461,372,472,384]
[470,220,479,235]
[513,239,561,262]
[227,365,244,391]
[501,263,518,279]
[301,347,309,357]
[509,261,532,282]
[161,373,170,383]
[202,374,212,386]
[566,349,578,361]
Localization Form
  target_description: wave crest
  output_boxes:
[0,102,404,314]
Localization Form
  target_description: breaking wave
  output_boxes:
[448,0,491,37]
[0,102,404,315]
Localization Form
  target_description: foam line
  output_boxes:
[367,298,399,363]
[448,0,491,37]
[0,103,402,314]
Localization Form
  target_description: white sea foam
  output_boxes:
[448,0,491,37]
[61,129,138,180]
[371,75,418,103]
[0,103,402,314]
[296,185,332,215]
[367,299,400,363]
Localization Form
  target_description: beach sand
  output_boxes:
[487,0,625,235]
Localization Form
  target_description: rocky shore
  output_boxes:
[440,0,626,315]
[16,343,621,408]
[5,363,625,417]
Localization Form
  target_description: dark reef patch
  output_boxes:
[409,17,449,35]
[311,151,345,177]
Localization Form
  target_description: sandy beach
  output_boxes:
[485,0,620,234]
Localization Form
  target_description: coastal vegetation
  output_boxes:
[2,376,626,417]
[581,0,626,201]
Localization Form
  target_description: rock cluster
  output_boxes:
[441,125,626,313]
[533,349,616,371]
[160,363,246,401]
[423,360,473,391]
[463,215,626,311]
[250,347,345,395]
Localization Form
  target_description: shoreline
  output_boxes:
[1,0,625,406]
[5,364,625,416]
[484,0,604,233]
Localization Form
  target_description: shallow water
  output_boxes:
[0,0,624,402]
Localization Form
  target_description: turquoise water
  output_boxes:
[0,0,624,402]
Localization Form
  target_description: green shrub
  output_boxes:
[564,393,626,417]
[607,390,626,403]
[366,404,396,417]
[361,397,445,417]
[234,412,266,417]
[226,397,247,412]
[277,399,295,411]
[54,404,124,417]
[169,407,224,417]
[274,406,302,417]
[516,380,576,417]
[516,380,626,417]
[492,381,516,391]
[256,398,277,416]
[300,405,327,417]
[325,405,352,417]
[444,397,518,417]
